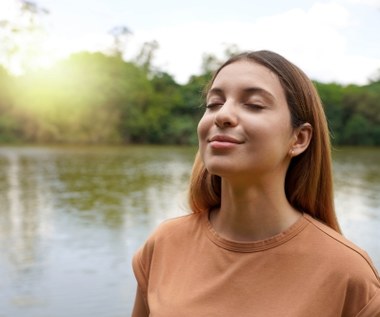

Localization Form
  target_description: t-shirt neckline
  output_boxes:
[202,211,309,253]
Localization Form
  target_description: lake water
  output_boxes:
[0,145,379,317]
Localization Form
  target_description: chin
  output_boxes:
[204,163,240,178]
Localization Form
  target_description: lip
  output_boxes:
[208,135,243,144]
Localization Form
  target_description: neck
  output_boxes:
[210,179,301,241]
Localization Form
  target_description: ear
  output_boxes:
[289,123,313,157]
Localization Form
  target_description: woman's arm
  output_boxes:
[131,286,149,317]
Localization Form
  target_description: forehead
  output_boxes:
[210,60,285,100]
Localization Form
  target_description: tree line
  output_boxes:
[0,51,379,146]
[0,1,379,146]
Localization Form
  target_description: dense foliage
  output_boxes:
[0,52,207,144]
[0,51,379,145]
[315,81,380,146]
[0,1,378,146]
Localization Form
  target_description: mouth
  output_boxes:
[208,135,243,150]
[208,135,243,144]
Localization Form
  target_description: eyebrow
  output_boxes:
[206,87,224,97]
[242,87,276,101]
[207,87,276,102]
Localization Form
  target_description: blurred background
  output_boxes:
[0,0,379,316]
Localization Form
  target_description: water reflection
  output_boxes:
[0,149,54,314]
[332,147,380,272]
[0,145,378,317]
[0,145,196,317]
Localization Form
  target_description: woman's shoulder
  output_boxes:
[153,212,203,236]
[140,212,205,249]
[132,213,204,282]
[303,213,379,279]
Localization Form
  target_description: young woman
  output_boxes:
[132,50,380,316]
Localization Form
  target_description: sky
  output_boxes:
[1,0,380,84]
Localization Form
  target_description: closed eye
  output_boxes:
[206,103,223,109]
[245,104,265,110]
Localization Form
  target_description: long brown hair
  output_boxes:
[188,50,341,233]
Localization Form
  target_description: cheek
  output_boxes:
[267,120,294,154]
[245,115,293,148]
[266,108,294,138]
[197,114,211,142]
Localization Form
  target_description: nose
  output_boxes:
[214,101,238,128]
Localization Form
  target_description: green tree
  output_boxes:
[0,66,21,141]
[134,40,159,74]
[175,73,211,144]
[11,52,154,143]
[0,0,49,73]
[108,25,132,59]
[342,114,374,145]
[314,82,344,144]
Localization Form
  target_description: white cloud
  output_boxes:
[308,2,350,27]
[123,1,379,84]
[18,0,379,85]
[0,0,18,21]
[347,0,380,8]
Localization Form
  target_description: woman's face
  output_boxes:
[197,60,297,183]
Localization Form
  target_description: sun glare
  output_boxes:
[0,0,61,75]
[0,0,18,20]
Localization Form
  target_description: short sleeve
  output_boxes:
[356,288,380,317]
[132,247,148,296]
[132,232,157,299]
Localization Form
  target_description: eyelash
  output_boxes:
[245,104,264,110]
[205,103,222,109]
[205,103,264,110]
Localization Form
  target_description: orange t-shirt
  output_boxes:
[132,212,380,316]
